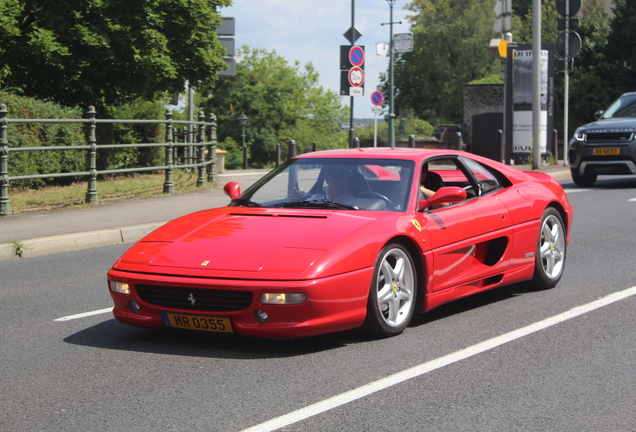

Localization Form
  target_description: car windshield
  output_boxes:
[232,158,415,212]
[601,93,636,119]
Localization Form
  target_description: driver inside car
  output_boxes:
[289,165,355,203]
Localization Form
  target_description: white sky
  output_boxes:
[220,0,412,119]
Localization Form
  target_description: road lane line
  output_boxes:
[240,285,636,432]
[54,307,113,322]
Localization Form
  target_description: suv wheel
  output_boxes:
[571,169,596,187]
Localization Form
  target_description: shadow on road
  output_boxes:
[63,318,365,359]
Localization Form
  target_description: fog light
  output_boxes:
[255,309,268,324]
[260,293,307,305]
[129,300,140,314]
[109,281,130,295]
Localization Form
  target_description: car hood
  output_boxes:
[114,207,382,279]
[576,117,636,133]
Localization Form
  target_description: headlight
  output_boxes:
[109,281,131,295]
[260,293,307,305]
[572,130,585,141]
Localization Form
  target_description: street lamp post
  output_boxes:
[385,0,397,147]
[238,113,248,169]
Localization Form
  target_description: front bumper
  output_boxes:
[568,141,636,176]
[107,267,373,338]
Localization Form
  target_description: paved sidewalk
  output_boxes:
[0,164,571,261]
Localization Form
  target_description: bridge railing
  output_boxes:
[0,105,219,216]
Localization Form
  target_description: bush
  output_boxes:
[0,92,86,188]
[0,93,170,188]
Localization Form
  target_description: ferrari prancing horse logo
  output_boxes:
[411,219,422,232]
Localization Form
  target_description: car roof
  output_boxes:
[295,147,465,162]
[295,147,534,185]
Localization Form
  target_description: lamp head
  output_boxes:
[237,113,248,127]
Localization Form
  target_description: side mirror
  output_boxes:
[594,110,605,120]
[223,182,241,200]
[418,186,467,211]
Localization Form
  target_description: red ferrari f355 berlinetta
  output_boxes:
[107,148,573,338]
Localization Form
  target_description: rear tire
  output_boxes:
[362,243,417,337]
[525,207,566,290]
[571,169,596,187]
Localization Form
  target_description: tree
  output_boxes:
[202,47,348,167]
[511,0,616,131]
[0,0,230,108]
[603,0,636,94]
[383,0,500,123]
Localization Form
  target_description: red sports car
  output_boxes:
[107,148,572,338]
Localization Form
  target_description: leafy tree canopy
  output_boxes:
[382,0,499,123]
[0,0,231,108]
[202,47,348,167]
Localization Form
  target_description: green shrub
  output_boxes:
[0,91,86,188]
[0,93,170,188]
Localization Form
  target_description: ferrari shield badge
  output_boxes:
[411,219,422,232]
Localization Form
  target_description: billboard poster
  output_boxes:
[504,44,555,161]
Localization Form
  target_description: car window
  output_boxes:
[601,93,636,119]
[236,158,415,212]
[460,157,502,195]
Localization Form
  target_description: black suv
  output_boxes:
[568,92,636,187]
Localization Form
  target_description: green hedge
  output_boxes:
[1,92,86,188]
[1,93,167,188]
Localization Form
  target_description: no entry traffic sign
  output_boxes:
[371,91,384,106]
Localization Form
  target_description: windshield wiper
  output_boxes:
[275,200,358,210]
[232,198,262,207]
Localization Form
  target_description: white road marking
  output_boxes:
[240,285,636,432]
[54,307,113,322]
[628,198,636,202]
[564,188,591,193]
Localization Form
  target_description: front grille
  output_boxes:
[586,132,633,143]
[136,284,253,312]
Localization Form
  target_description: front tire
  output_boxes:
[571,169,596,187]
[526,207,566,290]
[362,243,417,337]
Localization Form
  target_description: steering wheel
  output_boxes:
[355,191,397,211]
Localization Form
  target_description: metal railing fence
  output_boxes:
[0,105,218,216]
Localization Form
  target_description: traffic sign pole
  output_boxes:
[371,93,383,148]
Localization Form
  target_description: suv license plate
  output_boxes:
[161,312,233,333]
[593,148,620,155]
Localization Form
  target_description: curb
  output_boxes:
[0,222,166,261]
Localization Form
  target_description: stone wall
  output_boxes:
[463,84,504,145]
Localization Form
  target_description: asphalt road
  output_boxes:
[2,176,636,432]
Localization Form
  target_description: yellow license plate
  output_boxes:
[161,312,233,333]
[593,147,620,155]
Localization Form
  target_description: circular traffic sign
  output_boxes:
[371,91,384,106]
[556,31,581,57]
[556,0,581,17]
[348,67,364,87]
[349,46,365,67]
